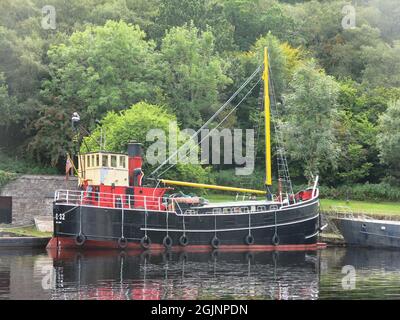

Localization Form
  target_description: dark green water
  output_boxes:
[0,247,399,300]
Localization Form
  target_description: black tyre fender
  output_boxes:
[244,234,255,245]
[162,235,173,249]
[179,234,189,246]
[211,236,220,249]
[118,237,128,249]
[140,236,151,249]
[272,233,280,246]
[75,233,86,246]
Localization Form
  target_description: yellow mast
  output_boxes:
[263,47,272,186]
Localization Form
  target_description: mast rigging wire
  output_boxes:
[155,77,262,178]
[149,64,262,178]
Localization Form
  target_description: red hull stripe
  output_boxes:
[47,237,327,252]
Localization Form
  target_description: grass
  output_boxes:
[204,194,400,216]
[0,225,52,238]
[320,199,400,216]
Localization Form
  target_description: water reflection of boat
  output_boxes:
[47,249,320,300]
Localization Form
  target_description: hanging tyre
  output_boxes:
[118,237,128,249]
[162,235,173,249]
[140,236,151,249]
[244,234,255,245]
[75,233,86,246]
[211,236,220,249]
[272,233,280,246]
[179,234,189,246]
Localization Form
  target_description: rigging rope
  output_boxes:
[268,63,294,197]
[154,77,262,178]
[149,65,262,178]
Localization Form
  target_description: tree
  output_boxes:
[377,100,400,184]
[281,62,340,182]
[159,23,231,128]
[0,73,17,127]
[82,102,211,183]
[331,110,374,185]
[156,0,207,34]
[328,25,382,81]
[362,42,400,89]
[42,21,162,120]
[33,21,163,165]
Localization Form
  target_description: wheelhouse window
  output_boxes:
[96,154,100,166]
[102,155,108,167]
[91,155,95,167]
[119,156,126,168]
[86,155,90,167]
[111,155,117,168]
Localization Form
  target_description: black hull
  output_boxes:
[335,217,400,249]
[51,197,321,250]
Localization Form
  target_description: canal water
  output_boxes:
[0,247,399,300]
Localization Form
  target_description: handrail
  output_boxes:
[54,189,182,212]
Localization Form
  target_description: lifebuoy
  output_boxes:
[272,233,280,246]
[140,236,151,249]
[211,236,220,249]
[75,233,86,246]
[118,237,128,249]
[162,235,173,249]
[179,234,189,246]
[244,234,255,245]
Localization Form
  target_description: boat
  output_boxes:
[47,48,326,251]
[334,215,400,248]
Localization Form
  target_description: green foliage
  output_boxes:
[377,100,400,183]
[43,20,161,118]
[0,170,17,189]
[0,151,58,175]
[32,21,162,165]
[319,183,400,202]
[82,102,211,183]
[0,73,17,127]
[362,42,400,89]
[83,102,176,154]
[282,62,340,181]
[159,23,232,127]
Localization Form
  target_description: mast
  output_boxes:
[263,47,272,186]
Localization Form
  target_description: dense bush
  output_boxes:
[318,183,400,202]
[0,152,58,175]
[0,170,17,189]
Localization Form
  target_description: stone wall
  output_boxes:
[0,175,79,225]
